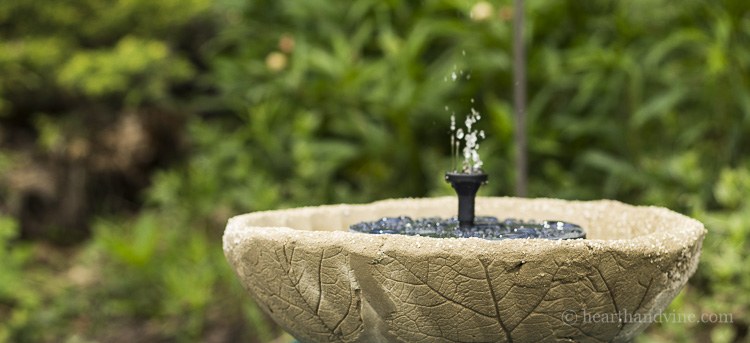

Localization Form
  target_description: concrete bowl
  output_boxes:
[223,197,705,342]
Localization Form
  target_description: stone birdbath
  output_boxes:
[223,196,705,342]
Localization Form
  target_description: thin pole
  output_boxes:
[513,0,527,197]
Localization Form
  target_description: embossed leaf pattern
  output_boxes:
[236,241,363,343]
[229,235,694,343]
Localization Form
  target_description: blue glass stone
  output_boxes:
[516,227,538,235]
[478,216,499,223]
[351,216,585,240]
[369,229,398,235]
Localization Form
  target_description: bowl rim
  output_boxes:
[224,196,706,257]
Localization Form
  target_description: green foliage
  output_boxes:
[0,0,212,115]
[0,216,35,342]
[186,0,516,209]
[694,166,750,330]
[2,0,750,341]
[0,216,67,343]
[0,37,68,116]
[522,0,750,207]
[58,37,195,105]
[90,214,221,340]
[643,166,750,342]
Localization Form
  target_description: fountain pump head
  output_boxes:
[445,171,488,228]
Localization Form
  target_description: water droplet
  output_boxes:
[466,133,477,146]
[451,72,457,81]
[456,128,464,139]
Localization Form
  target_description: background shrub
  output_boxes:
[1,0,749,341]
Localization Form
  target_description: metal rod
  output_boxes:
[513,0,528,197]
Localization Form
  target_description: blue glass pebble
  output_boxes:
[350,216,585,240]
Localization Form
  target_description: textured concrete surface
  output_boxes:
[223,197,706,343]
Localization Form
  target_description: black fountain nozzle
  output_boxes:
[445,171,488,229]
